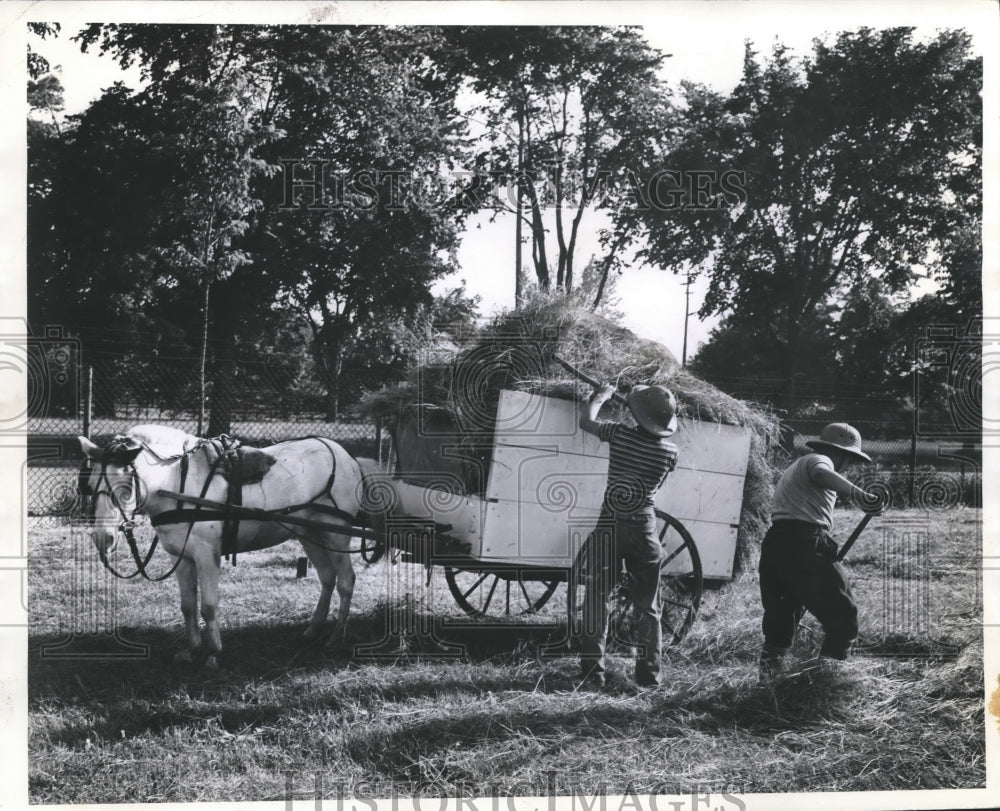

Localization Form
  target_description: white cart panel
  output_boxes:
[484,391,751,579]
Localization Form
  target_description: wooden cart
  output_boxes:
[360,389,752,645]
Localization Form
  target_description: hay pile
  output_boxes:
[359,295,781,571]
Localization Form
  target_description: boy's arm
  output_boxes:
[579,384,617,438]
[810,464,884,514]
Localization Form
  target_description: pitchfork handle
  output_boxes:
[835,513,874,562]
[552,355,628,406]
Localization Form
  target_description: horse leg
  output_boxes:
[173,556,200,663]
[195,546,223,670]
[327,548,356,649]
[300,538,336,640]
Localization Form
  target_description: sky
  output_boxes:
[24,1,992,363]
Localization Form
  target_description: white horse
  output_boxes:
[78,425,366,669]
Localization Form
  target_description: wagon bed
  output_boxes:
[361,389,753,644]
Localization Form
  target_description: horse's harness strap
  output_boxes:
[94,435,359,578]
[151,440,247,565]
[154,437,356,562]
[150,503,359,527]
[270,501,358,525]
[151,509,238,526]
[110,466,187,583]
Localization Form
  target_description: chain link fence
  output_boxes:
[25,351,982,516]
[26,349,391,517]
[720,381,982,510]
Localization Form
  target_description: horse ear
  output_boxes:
[78,437,102,461]
[117,445,143,464]
[107,437,144,465]
[100,435,144,465]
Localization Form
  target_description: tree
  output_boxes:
[346,283,482,400]
[636,28,982,407]
[258,27,470,420]
[65,25,471,424]
[446,26,671,296]
[28,23,68,331]
[137,77,276,435]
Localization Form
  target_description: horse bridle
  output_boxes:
[79,457,140,529]
[78,440,194,581]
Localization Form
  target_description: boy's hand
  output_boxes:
[591,384,617,404]
[580,384,615,437]
[858,490,886,515]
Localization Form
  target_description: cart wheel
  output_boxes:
[444,567,561,618]
[361,534,385,564]
[358,469,392,565]
[361,507,387,565]
[569,510,703,649]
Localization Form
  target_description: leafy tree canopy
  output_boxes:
[641,27,981,405]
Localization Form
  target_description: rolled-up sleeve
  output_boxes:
[597,423,619,444]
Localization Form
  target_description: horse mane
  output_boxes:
[127,424,201,457]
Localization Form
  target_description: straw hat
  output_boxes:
[627,385,678,437]
[805,423,871,462]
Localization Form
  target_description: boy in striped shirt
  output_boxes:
[577,383,680,688]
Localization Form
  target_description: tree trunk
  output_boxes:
[206,277,241,437]
[206,354,234,437]
[592,233,627,310]
[198,273,211,436]
[528,192,550,289]
[322,340,344,422]
[515,104,524,308]
[784,310,802,417]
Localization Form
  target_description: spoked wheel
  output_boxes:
[569,509,703,649]
[444,567,562,619]
[360,512,386,564]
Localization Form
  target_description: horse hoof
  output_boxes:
[204,656,220,671]
[174,649,195,664]
[303,625,321,640]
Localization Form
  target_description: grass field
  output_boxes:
[27,507,985,803]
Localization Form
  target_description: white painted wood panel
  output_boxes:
[486,445,745,529]
[484,391,751,578]
[385,391,752,580]
[492,390,751,475]
[475,499,737,577]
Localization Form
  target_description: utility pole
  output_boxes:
[682,269,693,367]
[514,95,524,308]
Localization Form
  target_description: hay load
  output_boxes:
[360,295,781,571]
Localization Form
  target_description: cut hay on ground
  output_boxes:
[359,294,782,571]
[29,508,985,801]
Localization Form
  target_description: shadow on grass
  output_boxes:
[341,668,866,781]
[28,604,568,700]
[28,602,898,767]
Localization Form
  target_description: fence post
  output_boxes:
[908,429,917,507]
[376,417,382,465]
[83,365,93,438]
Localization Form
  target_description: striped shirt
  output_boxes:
[597,422,679,517]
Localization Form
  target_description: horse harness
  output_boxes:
[78,437,177,581]
[80,435,358,580]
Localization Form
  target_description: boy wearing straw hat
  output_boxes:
[759,423,883,679]
[577,383,679,689]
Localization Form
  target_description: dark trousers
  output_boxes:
[758,520,859,660]
[579,512,663,683]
